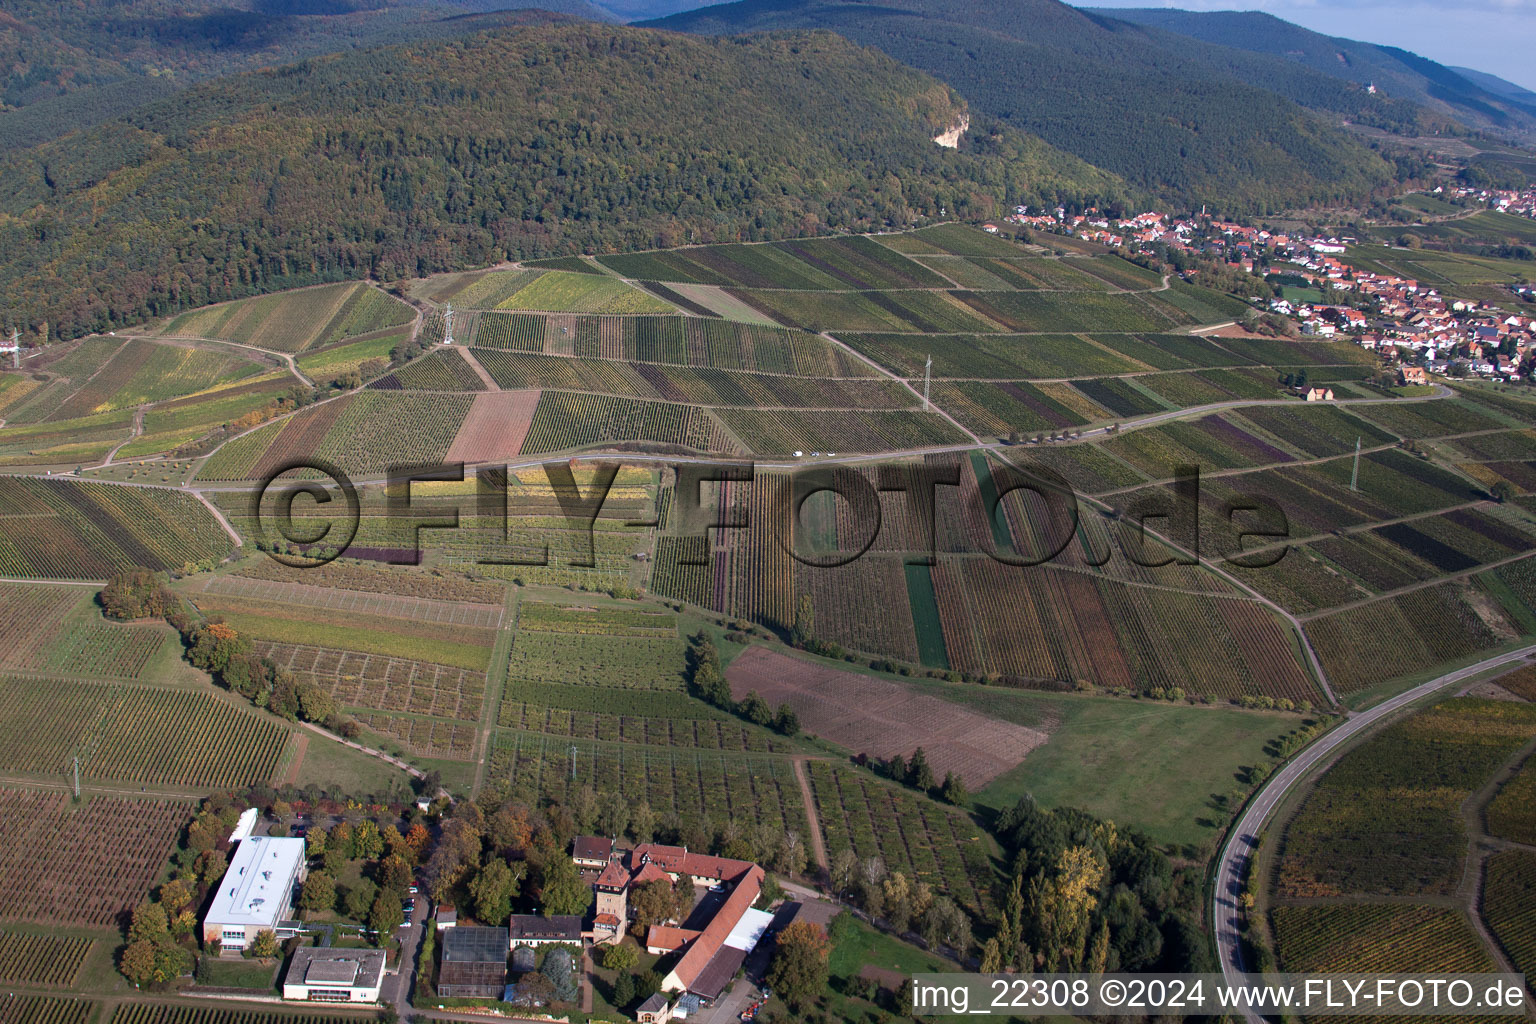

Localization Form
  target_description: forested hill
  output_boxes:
[0,23,1123,338]
[1093,8,1536,138]
[0,1,617,149]
[645,0,1411,211]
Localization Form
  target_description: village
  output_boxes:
[1005,184,1536,385]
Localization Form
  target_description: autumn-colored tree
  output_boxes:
[158,878,193,918]
[404,822,431,860]
[249,930,280,959]
[129,901,169,945]
[352,820,384,861]
[488,805,533,855]
[766,921,829,1012]
[120,940,157,987]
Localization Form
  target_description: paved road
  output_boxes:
[384,893,428,1015]
[1212,643,1536,1021]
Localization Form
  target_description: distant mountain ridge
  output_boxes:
[647,0,1410,211]
[1087,8,1536,136]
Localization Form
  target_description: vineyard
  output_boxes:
[374,349,487,391]
[0,677,288,787]
[0,477,233,578]
[714,407,965,454]
[0,931,93,986]
[839,331,1139,379]
[471,313,874,375]
[930,380,1106,435]
[489,733,807,836]
[1272,904,1496,973]
[1275,699,1536,899]
[730,288,995,334]
[46,339,265,419]
[472,351,912,409]
[111,1007,363,1024]
[198,390,476,480]
[518,392,736,455]
[255,642,488,721]
[1304,582,1518,694]
[951,290,1176,333]
[806,760,993,915]
[160,282,410,353]
[1486,757,1536,844]
[0,997,96,1024]
[0,789,188,926]
[1482,851,1536,987]
[1099,414,1297,476]
[932,559,1317,700]
[493,270,675,313]
[726,646,1048,788]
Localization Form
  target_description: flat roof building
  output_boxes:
[282,948,385,1003]
[202,836,307,950]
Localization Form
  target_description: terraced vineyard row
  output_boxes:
[0,477,232,578]
[0,931,93,987]
[0,677,287,787]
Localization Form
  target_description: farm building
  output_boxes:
[508,914,582,947]
[438,925,509,998]
[202,836,307,950]
[282,948,385,1003]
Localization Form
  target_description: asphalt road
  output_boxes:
[1211,643,1536,1021]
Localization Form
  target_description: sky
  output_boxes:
[1080,0,1536,92]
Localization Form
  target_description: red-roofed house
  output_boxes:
[646,925,702,955]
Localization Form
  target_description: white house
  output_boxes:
[282,948,385,1003]
[202,836,307,950]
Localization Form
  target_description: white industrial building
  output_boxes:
[282,948,385,1003]
[202,835,308,950]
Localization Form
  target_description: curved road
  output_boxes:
[1212,643,1536,1020]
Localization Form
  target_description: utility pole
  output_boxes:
[923,355,932,412]
[1351,436,1361,492]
